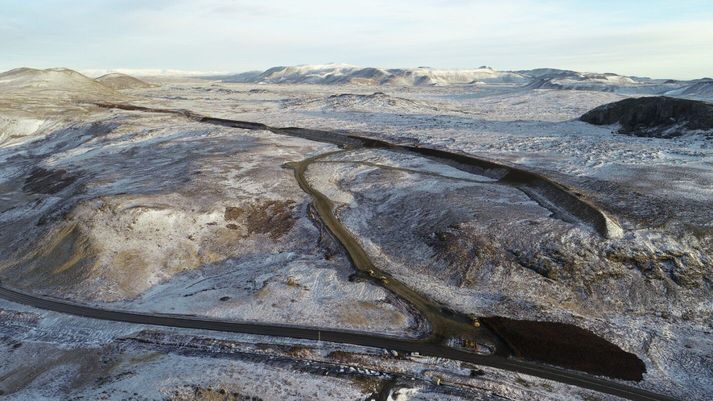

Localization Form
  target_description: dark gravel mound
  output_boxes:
[580,96,713,138]
[482,316,646,381]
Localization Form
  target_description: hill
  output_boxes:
[0,67,117,99]
[95,72,155,90]
[0,67,120,145]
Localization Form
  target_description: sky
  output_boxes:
[1,0,712,79]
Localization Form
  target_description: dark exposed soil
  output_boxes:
[427,228,505,286]
[165,385,263,401]
[223,207,242,221]
[580,96,713,138]
[23,167,79,194]
[481,316,646,381]
[223,200,296,240]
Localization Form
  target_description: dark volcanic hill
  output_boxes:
[580,96,713,138]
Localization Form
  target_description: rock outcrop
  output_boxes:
[580,96,713,138]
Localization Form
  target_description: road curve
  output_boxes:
[0,284,677,401]
[289,150,506,351]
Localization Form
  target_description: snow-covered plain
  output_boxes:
[0,67,712,400]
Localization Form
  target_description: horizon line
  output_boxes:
[3,64,711,81]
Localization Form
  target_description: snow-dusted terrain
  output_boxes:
[0,299,627,401]
[0,66,711,400]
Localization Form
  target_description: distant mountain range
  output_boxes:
[209,64,713,97]
[1,65,711,99]
[212,64,529,86]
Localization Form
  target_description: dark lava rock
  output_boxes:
[23,167,79,194]
[580,96,713,138]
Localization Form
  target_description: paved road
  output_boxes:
[0,286,679,401]
[290,150,507,352]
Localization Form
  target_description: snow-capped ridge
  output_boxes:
[218,64,529,86]
[525,70,641,92]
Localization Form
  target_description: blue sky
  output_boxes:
[1,0,712,79]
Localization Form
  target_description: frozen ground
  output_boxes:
[0,111,419,336]
[0,69,421,338]
[1,68,711,400]
[303,147,711,398]
[0,301,627,401]
[134,80,713,229]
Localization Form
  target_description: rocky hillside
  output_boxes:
[580,96,713,138]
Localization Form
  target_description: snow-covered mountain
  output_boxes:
[215,64,712,97]
[519,69,705,95]
[217,64,529,86]
[524,70,642,91]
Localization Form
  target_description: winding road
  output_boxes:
[0,102,681,401]
[0,285,677,401]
